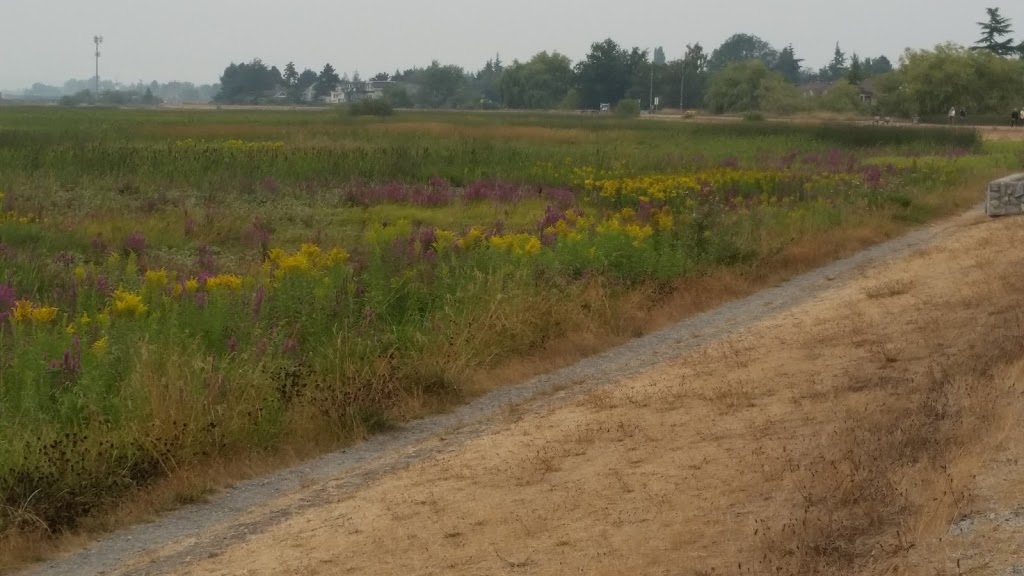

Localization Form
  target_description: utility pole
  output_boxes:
[94,35,104,95]
[680,58,685,110]
[649,50,654,113]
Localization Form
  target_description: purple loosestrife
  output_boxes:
[196,244,217,274]
[184,216,197,238]
[95,274,113,297]
[246,219,273,260]
[543,187,576,208]
[227,336,238,354]
[91,234,108,256]
[252,285,267,319]
[50,336,82,386]
[260,176,280,194]
[864,165,884,189]
[123,231,147,256]
[537,204,567,233]
[0,282,15,324]
[283,337,299,356]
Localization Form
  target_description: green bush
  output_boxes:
[615,99,641,116]
[742,112,765,122]
[348,98,395,117]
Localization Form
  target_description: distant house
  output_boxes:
[857,78,876,105]
[302,84,318,103]
[326,80,394,104]
[798,79,876,105]
[261,88,289,101]
[799,81,833,98]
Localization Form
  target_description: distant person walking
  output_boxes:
[959,107,967,124]
[1012,108,1020,128]
[948,107,957,125]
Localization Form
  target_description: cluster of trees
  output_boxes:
[206,6,1022,116]
[705,7,1024,117]
[20,79,217,103]
[59,87,164,107]
[214,34,891,112]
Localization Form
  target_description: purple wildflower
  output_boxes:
[123,231,146,256]
[864,165,883,189]
[184,216,197,238]
[91,234,108,255]
[95,274,113,297]
[194,291,208,309]
[283,337,299,356]
[260,176,280,194]
[227,336,238,354]
[0,282,15,324]
[251,285,266,319]
[196,244,216,274]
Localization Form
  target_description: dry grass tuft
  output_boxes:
[755,300,1024,575]
[864,278,914,299]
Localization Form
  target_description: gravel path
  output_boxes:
[21,208,983,576]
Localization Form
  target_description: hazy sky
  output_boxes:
[3,0,1022,90]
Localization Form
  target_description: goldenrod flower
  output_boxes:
[112,290,147,316]
[144,269,169,287]
[206,274,244,291]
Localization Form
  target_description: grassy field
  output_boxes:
[0,108,1018,556]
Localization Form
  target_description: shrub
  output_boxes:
[615,99,641,117]
[348,98,395,117]
[743,112,766,122]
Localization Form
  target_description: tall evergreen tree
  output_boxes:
[973,7,1017,56]
[774,45,803,84]
[315,63,341,99]
[653,46,667,66]
[846,53,865,83]
[283,62,298,86]
[826,43,847,80]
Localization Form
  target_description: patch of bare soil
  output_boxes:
[65,212,1018,576]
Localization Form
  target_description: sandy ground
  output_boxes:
[22,208,1024,576]
[51,210,1022,575]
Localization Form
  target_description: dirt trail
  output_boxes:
[24,207,1024,576]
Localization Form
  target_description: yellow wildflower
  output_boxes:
[457,226,486,250]
[206,274,244,291]
[91,337,108,355]
[185,278,200,293]
[12,300,34,322]
[74,265,88,282]
[654,208,674,231]
[12,300,59,324]
[323,247,350,266]
[144,269,169,287]
[433,230,457,251]
[30,306,58,323]
[112,289,147,316]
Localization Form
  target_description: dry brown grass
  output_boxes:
[756,299,1024,575]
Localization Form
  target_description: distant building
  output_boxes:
[798,79,876,105]
[327,80,394,104]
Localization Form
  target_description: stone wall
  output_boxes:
[986,173,1024,217]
